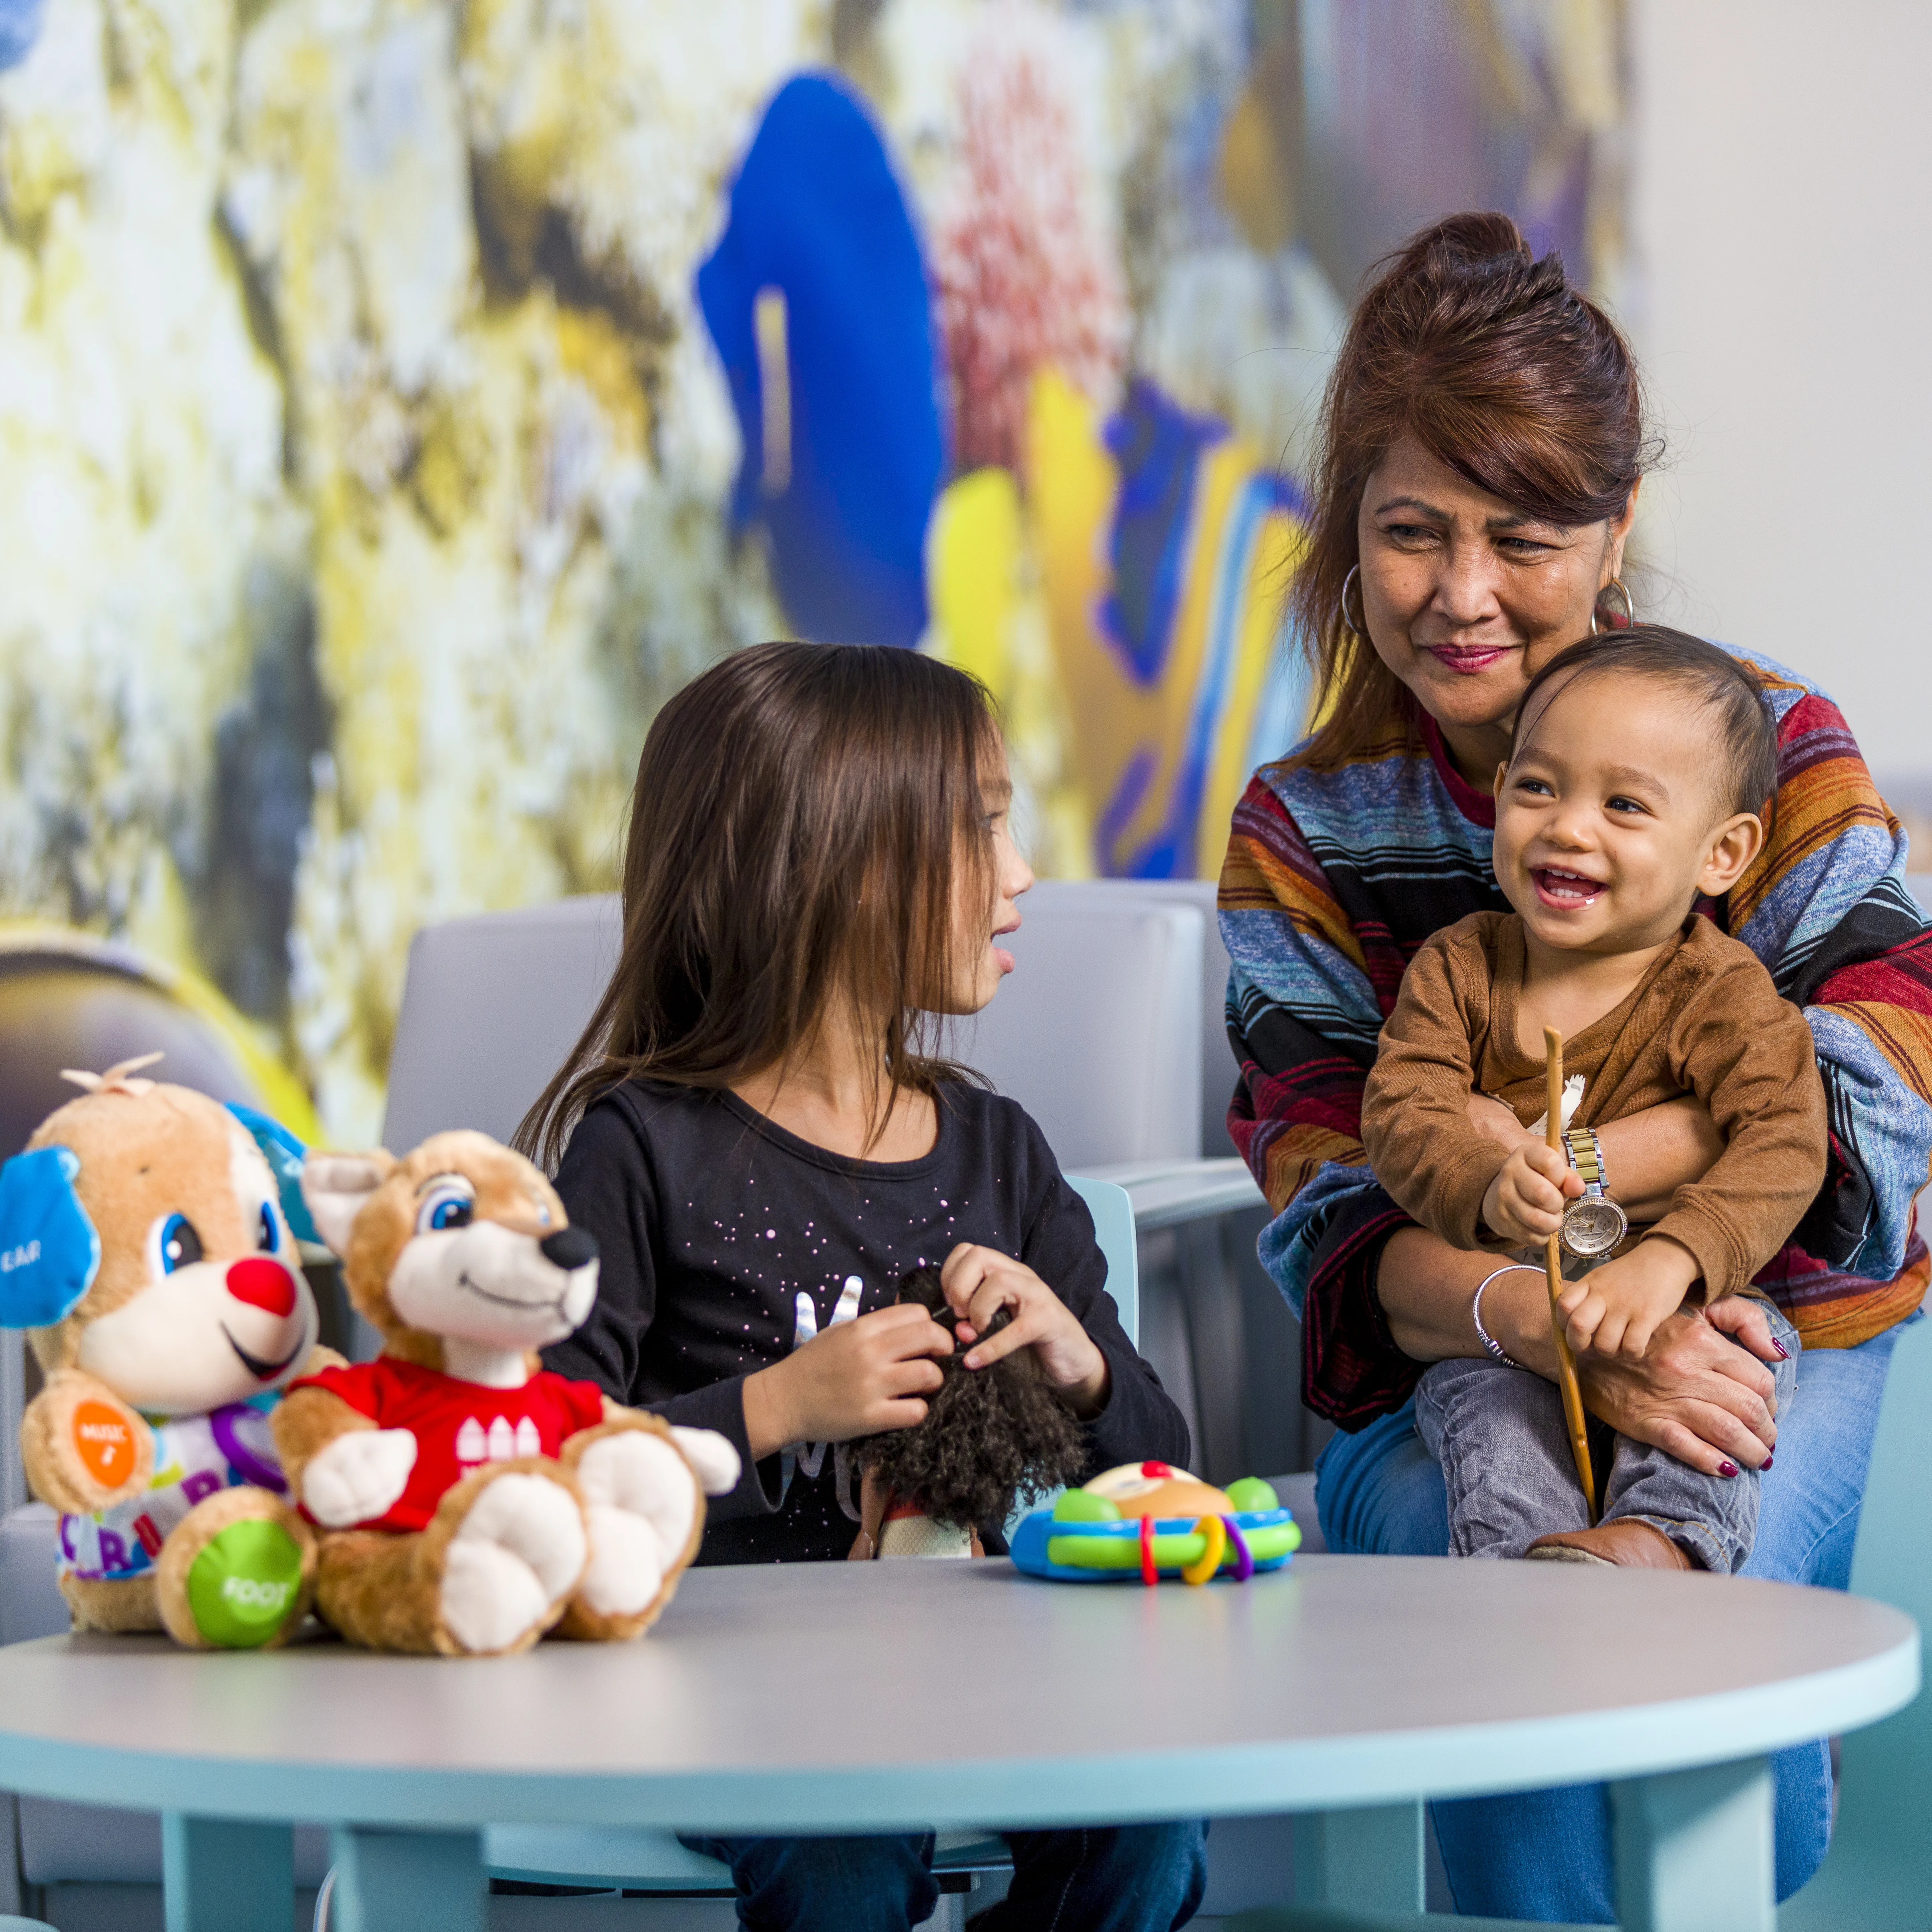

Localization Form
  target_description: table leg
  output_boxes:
[160,1814,292,1932]
[1613,1756,1774,1932]
[1291,1800,1424,1912]
[328,1824,485,1932]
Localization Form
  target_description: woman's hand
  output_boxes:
[742,1306,952,1460]
[1573,1304,1783,1477]
[940,1243,1110,1418]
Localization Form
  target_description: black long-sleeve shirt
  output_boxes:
[545,1077,1189,1564]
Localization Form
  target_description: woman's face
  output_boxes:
[1354,437,1636,777]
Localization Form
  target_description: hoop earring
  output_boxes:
[1590,576,1635,635]
[1339,564,1365,637]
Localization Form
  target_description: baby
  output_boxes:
[1361,626,1826,1572]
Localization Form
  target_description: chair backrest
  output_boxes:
[385,887,1207,1179]
[1066,1175,1137,1347]
[1046,879,1239,1157]
[0,1506,62,1645]
[0,1338,25,1521]
[955,890,1204,1168]
[1780,1308,1932,1928]
[382,896,622,1152]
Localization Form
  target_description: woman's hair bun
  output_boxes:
[1403,208,1534,270]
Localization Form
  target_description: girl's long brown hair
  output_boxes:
[518,642,1000,1169]
[1287,211,1658,773]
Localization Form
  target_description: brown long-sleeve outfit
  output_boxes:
[1361,912,1828,1297]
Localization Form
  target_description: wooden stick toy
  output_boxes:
[1544,1025,1598,1523]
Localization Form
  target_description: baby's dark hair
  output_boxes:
[852,1268,1088,1532]
[1513,625,1780,823]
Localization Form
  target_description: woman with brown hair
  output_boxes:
[1221,212,1932,1918]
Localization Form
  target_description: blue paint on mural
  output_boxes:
[696,73,947,650]
[0,0,43,70]
[1098,378,1226,687]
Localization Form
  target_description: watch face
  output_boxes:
[1561,1196,1628,1259]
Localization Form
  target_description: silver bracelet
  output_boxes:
[1471,1264,1540,1370]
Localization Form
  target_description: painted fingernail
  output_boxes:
[1772,1340,1790,1358]
[1718,1460,1739,1478]
[1762,1455,1773,1470]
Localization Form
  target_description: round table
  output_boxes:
[0,1553,1914,1930]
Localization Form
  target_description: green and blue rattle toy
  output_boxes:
[1010,1461,1300,1584]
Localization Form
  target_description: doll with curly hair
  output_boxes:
[847,1267,1089,1559]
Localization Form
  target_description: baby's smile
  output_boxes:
[1530,866,1606,910]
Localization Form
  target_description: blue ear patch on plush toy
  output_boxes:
[0,1146,101,1328]
[226,1105,319,1246]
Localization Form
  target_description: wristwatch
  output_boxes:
[1560,1126,1628,1258]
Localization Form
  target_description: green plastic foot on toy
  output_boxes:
[185,1518,306,1648]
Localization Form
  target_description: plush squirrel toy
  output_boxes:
[278,1130,739,1656]
[0,1056,330,1648]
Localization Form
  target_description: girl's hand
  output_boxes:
[940,1243,1110,1419]
[1574,1306,1782,1478]
[1557,1237,1700,1359]
[1482,1142,1582,1245]
[742,1306,952,1460]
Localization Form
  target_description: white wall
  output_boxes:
[1627,0,1932,803]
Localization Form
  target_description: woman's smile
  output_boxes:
[1422,641,1517,675]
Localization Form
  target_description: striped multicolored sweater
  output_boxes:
[1220,651,1932,1429]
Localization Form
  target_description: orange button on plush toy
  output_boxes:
[71,1401,139,1489]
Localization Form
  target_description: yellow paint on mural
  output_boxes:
[1025,367,1307,879]
[927,467,1024,695]
[924,462,1094,879]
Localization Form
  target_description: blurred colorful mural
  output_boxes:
[0,0,1629,1140]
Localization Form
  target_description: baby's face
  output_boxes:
[1492,673,1749,956]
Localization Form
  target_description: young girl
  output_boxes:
[522,642,1205,1932]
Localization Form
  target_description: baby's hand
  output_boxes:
[1557,1238,1702,1360]
[940,1244,1109,1418]
[1482,1143,1582,1246]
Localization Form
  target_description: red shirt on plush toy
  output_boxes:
[288,1357,607,1534]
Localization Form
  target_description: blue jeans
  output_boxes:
[682,1822,1208,1931]
[1315,1320,1907,1922]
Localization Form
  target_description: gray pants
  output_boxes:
[1414,1303,1800,1573]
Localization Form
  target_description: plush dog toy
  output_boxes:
[847,1267,1088,1560]
[0,1056,329,1648]
[278,1130,738,1656]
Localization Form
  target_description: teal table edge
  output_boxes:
[0,1627,1914,1834]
